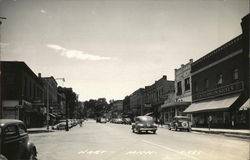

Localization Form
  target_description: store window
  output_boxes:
[184,77,190,91]
[217,73,223,86]
[233,68,239,81]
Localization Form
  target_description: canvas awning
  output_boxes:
[161,101,191,109]
[239,99,249,110]
[184,94,239,113]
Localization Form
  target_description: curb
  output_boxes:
[191,129,250,139]
[28,130,55,134]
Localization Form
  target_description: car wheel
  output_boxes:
[174,126,178,131]
[132,128,135,133]
[138,129,141,134]
[152,130,156,134]
[29,148,37,160]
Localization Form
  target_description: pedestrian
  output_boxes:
[160,118,164,127]
[79,119,83,127]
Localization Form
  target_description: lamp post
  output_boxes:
[0,17,6,119]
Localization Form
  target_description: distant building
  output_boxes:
[161,59,193,123]
[184,14,249,129]
[130,88,145,117]
[123,95,131,115]
[41,76,59,120]
[1,61,44,127]
[144,75,175,120]
[57,87,78,119]
[110,100,123,118]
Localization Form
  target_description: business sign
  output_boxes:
[193,81,243,102]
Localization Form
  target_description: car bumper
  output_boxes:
[139,128,157,131]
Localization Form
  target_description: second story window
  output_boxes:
[217,73,223,86]
[233,68,239,80]
[177,81,182,95]
[184,77,190,91]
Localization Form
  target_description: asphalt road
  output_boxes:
[30,120,249,160]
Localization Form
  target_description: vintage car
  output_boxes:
[52,122,67,130]
[122,118,132,125]
[168,116,192,132]
[0,119,37,160]
[132,116,157,134]
[100,117,107,123]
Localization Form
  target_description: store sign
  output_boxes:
[193,81,243,102]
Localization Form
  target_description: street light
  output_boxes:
[55,78,69,131]
[0,17,6,119]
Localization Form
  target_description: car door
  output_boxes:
[17,123,29,158]
[2,124,19,160]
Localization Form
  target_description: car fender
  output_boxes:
[26,142,37,157]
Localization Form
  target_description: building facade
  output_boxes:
[110,100,123,118]
[144,76,175,120]
[130,88,145,117]
[184,14,249,129]
[161,60,193,123]
[1,61,44,127]
[57,87,78,119]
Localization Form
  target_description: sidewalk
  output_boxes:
[27,126,54,134]
[191,127,250,139]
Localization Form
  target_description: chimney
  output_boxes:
[189,59,193,63]
[38,73,41,77]
[163,75,167,80]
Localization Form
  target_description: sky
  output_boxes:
[0,0,249,101]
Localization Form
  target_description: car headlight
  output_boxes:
[153,123,157,127]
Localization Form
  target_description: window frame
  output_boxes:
[184,77,190,91]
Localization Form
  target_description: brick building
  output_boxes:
[130,88,145,117]
[184,14,249,128]
[1,61,44,127]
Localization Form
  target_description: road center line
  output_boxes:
[142,140,200,160]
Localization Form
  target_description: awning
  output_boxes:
[161,101,191,109]
[239,99,249,110]
[184,94,239,113]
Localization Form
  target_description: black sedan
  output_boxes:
[132,116,157,134]
[0,119,37,160]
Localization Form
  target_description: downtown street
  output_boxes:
[29,120,249,160]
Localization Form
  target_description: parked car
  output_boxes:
[122,118,132,125]
[100,117,107,123]
[168,116,191,132]
[52,122,67,130]
[132,116,157,134]
[0,119,37,160]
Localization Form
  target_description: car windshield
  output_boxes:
[138,117,154,123]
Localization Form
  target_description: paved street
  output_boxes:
[30,120,249,160]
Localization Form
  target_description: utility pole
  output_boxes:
[46,84,50,131]
[0,17,6,119]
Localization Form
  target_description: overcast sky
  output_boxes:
[0,0,249,101]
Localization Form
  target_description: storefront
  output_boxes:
[161,101,191,123]
[184,93,249,128]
